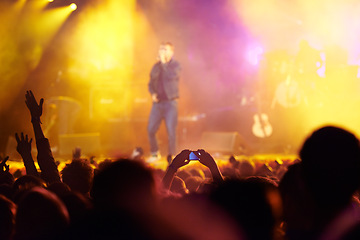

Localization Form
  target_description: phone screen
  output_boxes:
[189,151,199,160]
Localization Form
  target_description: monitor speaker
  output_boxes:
[200,131,245,155]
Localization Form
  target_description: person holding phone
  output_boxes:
[162,149,224,191]
[147,42,181,164]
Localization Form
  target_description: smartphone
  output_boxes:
[189,151,199,160]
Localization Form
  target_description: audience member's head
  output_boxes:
[0,171,15,186]
[0,194,16,240]
[13,175,47,203]
[300,126,360,208]
[14,187,69,240]
[0,184,14,200]
[279,162,316,239]
[175,169,191,182]
[60,191,93,225]
[185,176,203,194]
[90,159,156,212]
[170,176,189,196]
[47,181,71,198]
[61,159,94,195]
[221,165,238,179]
[189,168,205,179]
[238,159,256,178]
[210,177,279,240]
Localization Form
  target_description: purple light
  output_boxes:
[246,46,264,66]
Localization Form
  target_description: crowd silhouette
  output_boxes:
[1,90,360,240]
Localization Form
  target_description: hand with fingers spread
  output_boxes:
[15,132,33,157]
[23,91,60,183]
[15,132,39,177]
[25,90,44,122]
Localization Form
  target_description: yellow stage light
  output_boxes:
[69,3,77,11]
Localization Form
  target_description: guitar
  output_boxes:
[252,113,273,138]
[251,92,273,138]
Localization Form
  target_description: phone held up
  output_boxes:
[189,151,199,160]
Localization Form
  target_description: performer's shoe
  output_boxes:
[146,152,161,163]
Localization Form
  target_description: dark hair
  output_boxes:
[160,41,174,51]
[300,126,360,206]
[61,159,94,195]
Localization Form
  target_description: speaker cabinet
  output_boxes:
[201,131,245,155]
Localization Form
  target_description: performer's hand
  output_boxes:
[152,93,159,103]
[160,55,167,64]
[158,49,168,64]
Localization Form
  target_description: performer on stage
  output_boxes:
[147,42,181,164]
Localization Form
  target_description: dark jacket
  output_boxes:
[148,59,181,100]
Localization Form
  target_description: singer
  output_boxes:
[147,42,181,164]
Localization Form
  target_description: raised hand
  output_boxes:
[15,132,39,177]
[72,147,81,160]
[195,149,217,168]
[15,132,33,156]
[0,156,10,173]
[195,149,223,182]
[22,91,59,182]
[169,149,191,170]
[25,90,44,120]
[162,149,191,190]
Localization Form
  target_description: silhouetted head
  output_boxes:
[15,187,69,240]
[300,126,360,207]
[61,159,94,195]
[13,175,47,203]
[210,177,280,240]
[170,176,189,195]
[0,195,16,240]
[90,159,156,212]
[278,163,315,237]
[0,171,14,186]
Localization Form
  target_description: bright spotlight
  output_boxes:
[48,0,54,2]
[69,3,77,11]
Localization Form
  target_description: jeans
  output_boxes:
[147,99,178,156]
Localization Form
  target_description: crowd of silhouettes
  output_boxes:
[1,90,360,240]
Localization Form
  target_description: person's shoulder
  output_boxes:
[172,58,180,64]
[170,59,181,67]
[151,61,161,70]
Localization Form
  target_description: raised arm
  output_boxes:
[25,90,45,140]
[195,149,224,183]
[0,156,14,186]
[162,149,191,190]
[25,90,61,183]
[15,132,39,177]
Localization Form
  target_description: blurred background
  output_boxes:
[1,0,360,158]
